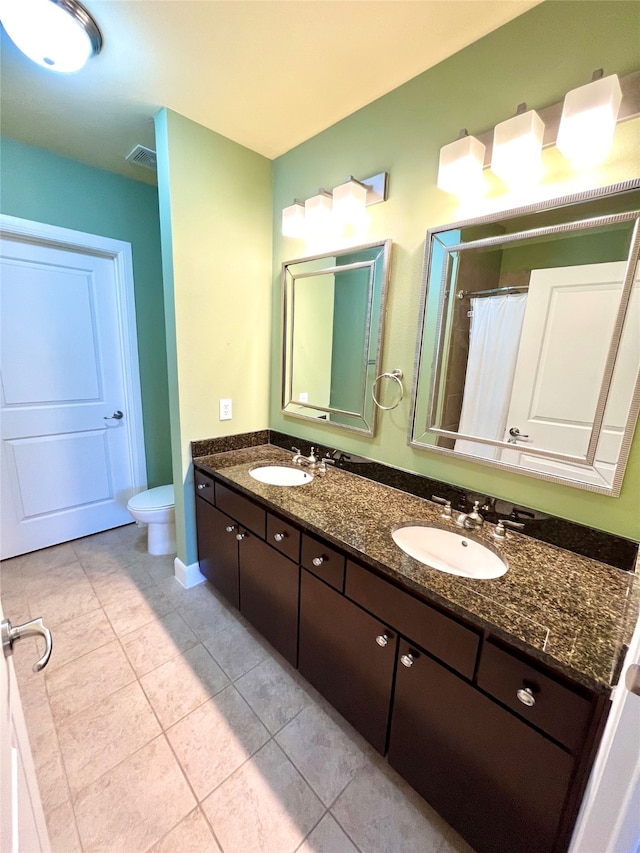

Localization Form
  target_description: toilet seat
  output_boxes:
[128,485,174,512]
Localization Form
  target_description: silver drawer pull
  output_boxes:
[516,686,536,707]
[312,556,325,567]
[197,482,209,490]
[376,634,389,647]
[274,532,286,542]
[400,653,415,668]
[225,525,236,534]
[236,532,246,541]
[2,617,53,672]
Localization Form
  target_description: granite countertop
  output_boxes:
[194,444,640,692]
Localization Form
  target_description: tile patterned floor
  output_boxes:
[0,525,475,853]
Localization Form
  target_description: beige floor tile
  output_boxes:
[46,639,135,722]
[299,814,360,853]
[147,808,221,853]
[331,763,450,853]
[235,656,311,734]
[89,562,157,606]
[29,731,70,814]
[102,585,174,636]
[166,684,270,800]
[155,576,195,609]
[73,735,196,853]
[121,610,198,676]
[58,680,161,794]
[44,795,83,853]
[177,585,239,642]
[0,589,31,624]
[276,704,368,806]
[23,559,87,596]
[203,617,270,680]
[20,542,79,575]
[46,607,115,670]
[77,545,139,578]
[29,572,100,628]
[132,551,176,580]
[202,740,324,853]
[141,644,229,728]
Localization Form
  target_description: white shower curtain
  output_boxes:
[455,293,528,460]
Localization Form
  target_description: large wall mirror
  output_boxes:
[282,239,391,435]
[409,180,640,495]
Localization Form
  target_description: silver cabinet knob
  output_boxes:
[516,686,536,707]
[197,483,208,490]
[225,525,236,533]
[400,653,415,668]
[274,532,286,543]
[236,532,246,541]
[312,556,325,567]
[376,634,389,647]
[2,617,52,672]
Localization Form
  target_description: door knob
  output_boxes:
[507,426,529,443]
[104,410,123,420]
[2,617,52,672]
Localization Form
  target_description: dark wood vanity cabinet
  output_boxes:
[299,568,396,753]
[194,467,606,853]
[388,640,575,853]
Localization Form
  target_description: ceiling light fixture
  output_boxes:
[0,0,102,73]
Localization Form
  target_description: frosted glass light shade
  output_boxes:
[0,0,102,72]
[305,192,333,234]
[437,135,486,196]
[557,75,623,169]
[492,110,545,187]
[332,178,367,225]
[282,201,305,238]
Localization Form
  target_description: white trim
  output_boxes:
[0,214,147,494]
[174,557,206,589]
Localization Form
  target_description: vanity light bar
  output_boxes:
[438,68,640,194]
[281,171,389,238]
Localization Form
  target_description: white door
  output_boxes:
[0,217,147,559]
[0,599,51,853]
[500,261,631,483]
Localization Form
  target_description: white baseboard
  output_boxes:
[174,557,206,589]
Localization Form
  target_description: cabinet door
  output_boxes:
[299,569,396,754]
[239,533,299,667]
[388,641,574,853]
[195,497,239,608]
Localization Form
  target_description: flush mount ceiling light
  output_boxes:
[557,71,623,169]
[437,130,486,196]
[491,104,545,188]
[0,0,102,72]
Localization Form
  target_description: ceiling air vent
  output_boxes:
[125,145,157,171]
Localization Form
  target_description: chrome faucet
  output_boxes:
[456,500,484,530]
[292,446,322,472]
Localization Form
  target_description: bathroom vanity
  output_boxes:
[193,443,638,853]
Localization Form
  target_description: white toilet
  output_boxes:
[127,485,176,556]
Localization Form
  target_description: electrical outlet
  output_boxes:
[219,398,232,420]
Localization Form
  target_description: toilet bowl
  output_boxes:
[127,485,176,556]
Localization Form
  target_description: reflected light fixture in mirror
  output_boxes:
[491,105,545,188]
[557,72,623,169]
[282,200,306,239]
[437,130,486,196]
[0,0,102,72]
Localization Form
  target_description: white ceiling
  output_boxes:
[0,0,541,185]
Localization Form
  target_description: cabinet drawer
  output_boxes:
[301,534,345,591]
[345,560,479,679]
[477,640,593,752]
[267,514,301,563]
[194,469,215,506]
[215,481,266,538]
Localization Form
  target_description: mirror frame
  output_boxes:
[281,239,392,436]
[408,179,640,496]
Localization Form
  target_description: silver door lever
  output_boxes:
[104,411,123,420]
[2,617,53,672]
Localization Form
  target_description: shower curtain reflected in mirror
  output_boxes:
[454,294,528,459]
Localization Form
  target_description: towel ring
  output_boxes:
[372,369,404,411]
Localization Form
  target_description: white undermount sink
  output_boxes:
[249,464,313,487]
[392,523,507,580]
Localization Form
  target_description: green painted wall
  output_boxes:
[271,1,640,539]
[155,109,272,566]
[0,136,172,487]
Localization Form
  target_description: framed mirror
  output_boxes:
[409,180,640,495]
[282,239,391,435]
